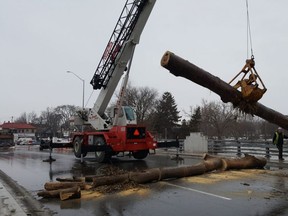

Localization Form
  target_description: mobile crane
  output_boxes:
[71,0,157,162]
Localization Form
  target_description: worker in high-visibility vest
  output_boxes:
[273,127,287,161]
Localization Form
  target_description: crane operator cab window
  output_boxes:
[123,106,135,121]
[112,106,136,125]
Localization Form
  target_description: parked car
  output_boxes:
[39,139,51,150]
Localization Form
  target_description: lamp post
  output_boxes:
[67,71,85,163]
[66,71,85,110]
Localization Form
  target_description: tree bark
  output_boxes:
[203,153,267,170]
[44,182,90,191]
[37,186,81,200]
[38,154,266,200]
[92,154,266,187]
[60,186,81,201]
[56,177,84,182]
[160,51,288,130]
[93,174,129,187]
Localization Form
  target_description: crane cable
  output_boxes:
[246,0,254,59]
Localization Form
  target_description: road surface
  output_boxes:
[0,145,287,216]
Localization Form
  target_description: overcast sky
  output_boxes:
[1,0,288,123]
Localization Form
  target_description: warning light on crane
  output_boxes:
[133,129,140,136]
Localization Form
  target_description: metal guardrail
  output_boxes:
[208,140,288,158]
[156,139,185,151]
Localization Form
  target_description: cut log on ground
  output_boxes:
[37,186,81,200]
[38,154,267,200]
[160,51,288,130]
[93,174,129,187]
[44,182,91,191]
[221,154,267,170]
[203,153,267,170]
[93,164,207,187]
[92,154,266,187]
[56,177,85,182]
[60,186,81,201]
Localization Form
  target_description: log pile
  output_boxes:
[37,179,91,201]
[160,51,288,130]
[37,154,267,201]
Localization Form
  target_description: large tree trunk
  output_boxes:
[38,154,267,200]
[203,153,267,170]
[92,154,266,187]
[160,51,288,130]
[92,165,207,187]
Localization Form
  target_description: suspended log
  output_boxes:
[160,51,288,130]
[44,182,91,191]
[37,186,81,200]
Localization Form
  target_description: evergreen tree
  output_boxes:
[189,106,201,132]
[179,119,191,139]
[154,92,181,139]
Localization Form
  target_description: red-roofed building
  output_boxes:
[0,122,36,143]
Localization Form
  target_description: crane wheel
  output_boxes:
[132,150,149,160]
[94,137,111,163]
[73,137,87,158]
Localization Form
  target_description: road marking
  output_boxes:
[163,182,232,201]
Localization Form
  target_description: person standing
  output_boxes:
[273,127,287,161]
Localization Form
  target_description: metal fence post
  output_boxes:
[237,141,241,156]
[265,142,271,158]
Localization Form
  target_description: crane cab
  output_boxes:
[110,106,137,126]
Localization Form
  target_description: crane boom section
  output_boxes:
[90,0,156,117]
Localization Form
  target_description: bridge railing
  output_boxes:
[208,139,288,159]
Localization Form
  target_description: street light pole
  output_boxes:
[66,71,85,110]
[66,71,85,163]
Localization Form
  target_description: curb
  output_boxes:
[0,169,52,216]
[0,181,27,216]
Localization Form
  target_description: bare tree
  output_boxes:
[39,108,61,137]
[27,111,38,124]
[14,112,27,123]
[123,84,158,125]
[200,100,238,139]
[54,105,77,130]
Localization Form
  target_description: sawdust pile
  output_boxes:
[92,166,147,194]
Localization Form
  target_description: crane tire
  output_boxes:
[132,150,149,160]
[73,136,87,158]
[94,136,111,163]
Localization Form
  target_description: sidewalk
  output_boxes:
[0,169,52,216]
[0,181,27,216]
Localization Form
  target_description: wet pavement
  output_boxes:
[0,145,287,216]
[0,179,27,216]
